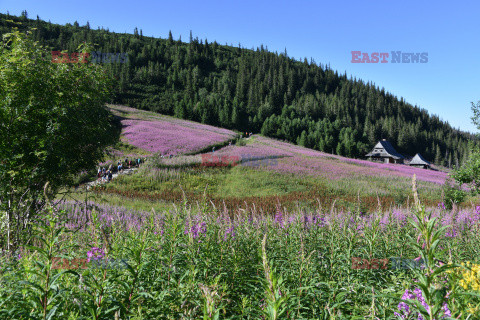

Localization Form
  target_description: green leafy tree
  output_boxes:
[0,31,118,250]
[452,143,480,193]
[449,101,480,207]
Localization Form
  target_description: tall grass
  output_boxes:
[1,188,480,318]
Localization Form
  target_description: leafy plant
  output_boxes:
[442,177,466,210]
[0,30,118,251]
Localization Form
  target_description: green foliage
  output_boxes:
[446,101,480,208]
[470,101,480,130]
[235,138,247,146]
[397,175,454,319]
[0,30,118,250]
[452,144,480,194]
[21,205,79,320]
[0,194,479,318]
[442,177,466,210]
[260,234,290,319]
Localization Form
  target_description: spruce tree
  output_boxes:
[434,145,442,165]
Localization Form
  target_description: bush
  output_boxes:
[443,177,466,210]
[236,138,247,146]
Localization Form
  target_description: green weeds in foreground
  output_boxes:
[2,180,480,318]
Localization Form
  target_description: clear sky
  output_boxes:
[2,0,479,133]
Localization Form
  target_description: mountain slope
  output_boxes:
[0,12,476,167]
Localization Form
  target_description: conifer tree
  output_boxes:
[434,145,442,165]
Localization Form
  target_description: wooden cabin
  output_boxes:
[409,153,431,169]
[365,139,404,164]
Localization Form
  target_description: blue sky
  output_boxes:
[2,0,479,133]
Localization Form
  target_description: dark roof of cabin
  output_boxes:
[409,153,430,166]
[365,140,404,159]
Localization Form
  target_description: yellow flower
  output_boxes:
[455,262,480,292]
[467,303,479,315]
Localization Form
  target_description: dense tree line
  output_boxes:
[1,11,476,166]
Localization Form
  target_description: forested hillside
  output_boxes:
[1,11,476,166]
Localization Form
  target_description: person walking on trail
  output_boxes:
[118,161,122,172]
[212,147,215,153]
[108,170,113,182]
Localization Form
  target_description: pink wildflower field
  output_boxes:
[110,105,448,184]
[214,135,448,184]
[110,105,237,155]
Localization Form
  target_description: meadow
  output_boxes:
[1,189,480,319]
[94,107,450,213]
[2,105,478,319]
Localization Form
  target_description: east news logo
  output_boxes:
[351,51,428,63]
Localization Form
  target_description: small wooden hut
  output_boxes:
[365,139,404,164]
[409,153,430,169]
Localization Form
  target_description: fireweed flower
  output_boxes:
[224,225,235,240]
[394,288,415,318]
[473,206,480,223]
[87,247,105,262]
[283,216,295,229]
[185,219,207,240]
[413,287,429,311]
[394,288,451,319]
[274,209,284,228]
[445,228,457,238]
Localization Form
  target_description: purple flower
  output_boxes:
[274,209,284,228]
[396,288,451,319]
[445,228,457,238]
[87,247,105,262]
[185,220,207,239]
[224,225,235,240]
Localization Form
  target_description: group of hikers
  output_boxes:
[97,157,146,182]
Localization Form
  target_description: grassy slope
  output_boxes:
[78,105,453,213]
